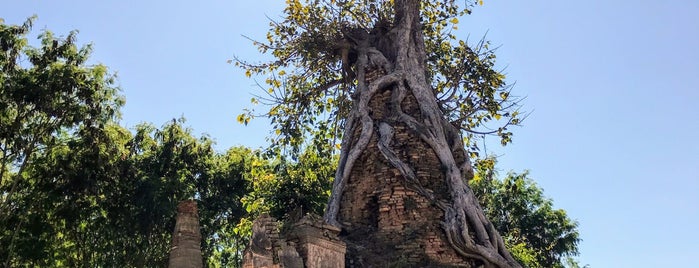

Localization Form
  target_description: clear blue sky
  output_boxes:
[3,1,698,267]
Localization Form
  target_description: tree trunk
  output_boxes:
[168,200,203,268]
[323,1,521,267]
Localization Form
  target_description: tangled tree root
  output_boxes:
[324,1,521,267]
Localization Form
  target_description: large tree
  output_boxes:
[238,0,523,267]
[0,17,123,266]
[0,16,123,218]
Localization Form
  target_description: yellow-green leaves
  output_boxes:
[469,169,581,267]
[499,91,509,99]
[236,113,251,125]
[265,77,282,88]
[235,0,521,157]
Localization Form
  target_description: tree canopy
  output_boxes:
[237,0,523,158]
[471,159,581,267]
[1,17,124,265]
[237,0,526,266]
[0,18,251,266]
[1,16,123,217]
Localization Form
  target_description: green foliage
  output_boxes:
[470,159,581,268]
[236,0,523,158]
[0,16,123,168]
[242,148,336,221]
[0,17,124,266]
[0,19,253,266]
[200,146,253,267]
[1,117,253,266]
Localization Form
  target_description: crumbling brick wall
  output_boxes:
[338,88,474,267]
[242,214,345,268]
[245,89,480,267]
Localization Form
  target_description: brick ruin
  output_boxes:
[335,88,473,267]
[243,88,477,267]
[242,214,346,268]
[170,87,479,268]
[167,202,348,268]
[168,200,204,268]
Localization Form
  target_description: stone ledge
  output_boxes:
[242,214,346,268]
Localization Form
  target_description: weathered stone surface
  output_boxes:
[168,200,203,268]
[242,250,278,268]
[288,215,345,268]
[243,214,282,268]
[338,89,473,267]
[242,214,346,268]
[250,214,277,254]
[296,239,345,268]
[279,243,304,268]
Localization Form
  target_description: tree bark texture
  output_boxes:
[323,1,521,267]
[168,200,203,268]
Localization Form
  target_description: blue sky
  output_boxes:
[3,1,698,267]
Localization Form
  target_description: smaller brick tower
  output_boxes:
[168,200,203,268]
